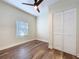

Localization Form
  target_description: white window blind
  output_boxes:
[16,20,28,37]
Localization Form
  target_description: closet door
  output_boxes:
[63,8,76,55]
[53,12,64,51]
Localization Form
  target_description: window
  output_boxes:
[16,20,28,37]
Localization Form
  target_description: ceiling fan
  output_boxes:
[22,0,43,13]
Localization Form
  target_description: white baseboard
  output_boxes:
[0,39,35,50]
[36,38,53,49]
[36,38,48,43]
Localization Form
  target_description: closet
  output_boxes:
[53,8,76,56]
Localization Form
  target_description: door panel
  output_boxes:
[53,12,64,51]
[64,34,76,55]
[53,12,63,34]
[63,8,76,55]
[54,34,63,51]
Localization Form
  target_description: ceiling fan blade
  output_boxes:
[37,7,40,13]
[36,0,43,6]
[22,3,34,6]
[34,0,37,3]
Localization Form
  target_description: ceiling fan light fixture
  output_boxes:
[34,5,38,10]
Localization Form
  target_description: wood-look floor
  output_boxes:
[0,40,78,59]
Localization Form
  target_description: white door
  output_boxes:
[63,8,76,55]
[53,12,64,51]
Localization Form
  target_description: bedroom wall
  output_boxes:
[0,1,36,50]
[36,8,49,42]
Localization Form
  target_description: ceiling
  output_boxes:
[3,0,59,16]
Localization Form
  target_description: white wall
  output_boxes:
[77,6,79,58]
[37,8,49,42]
[0,1,36,50]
